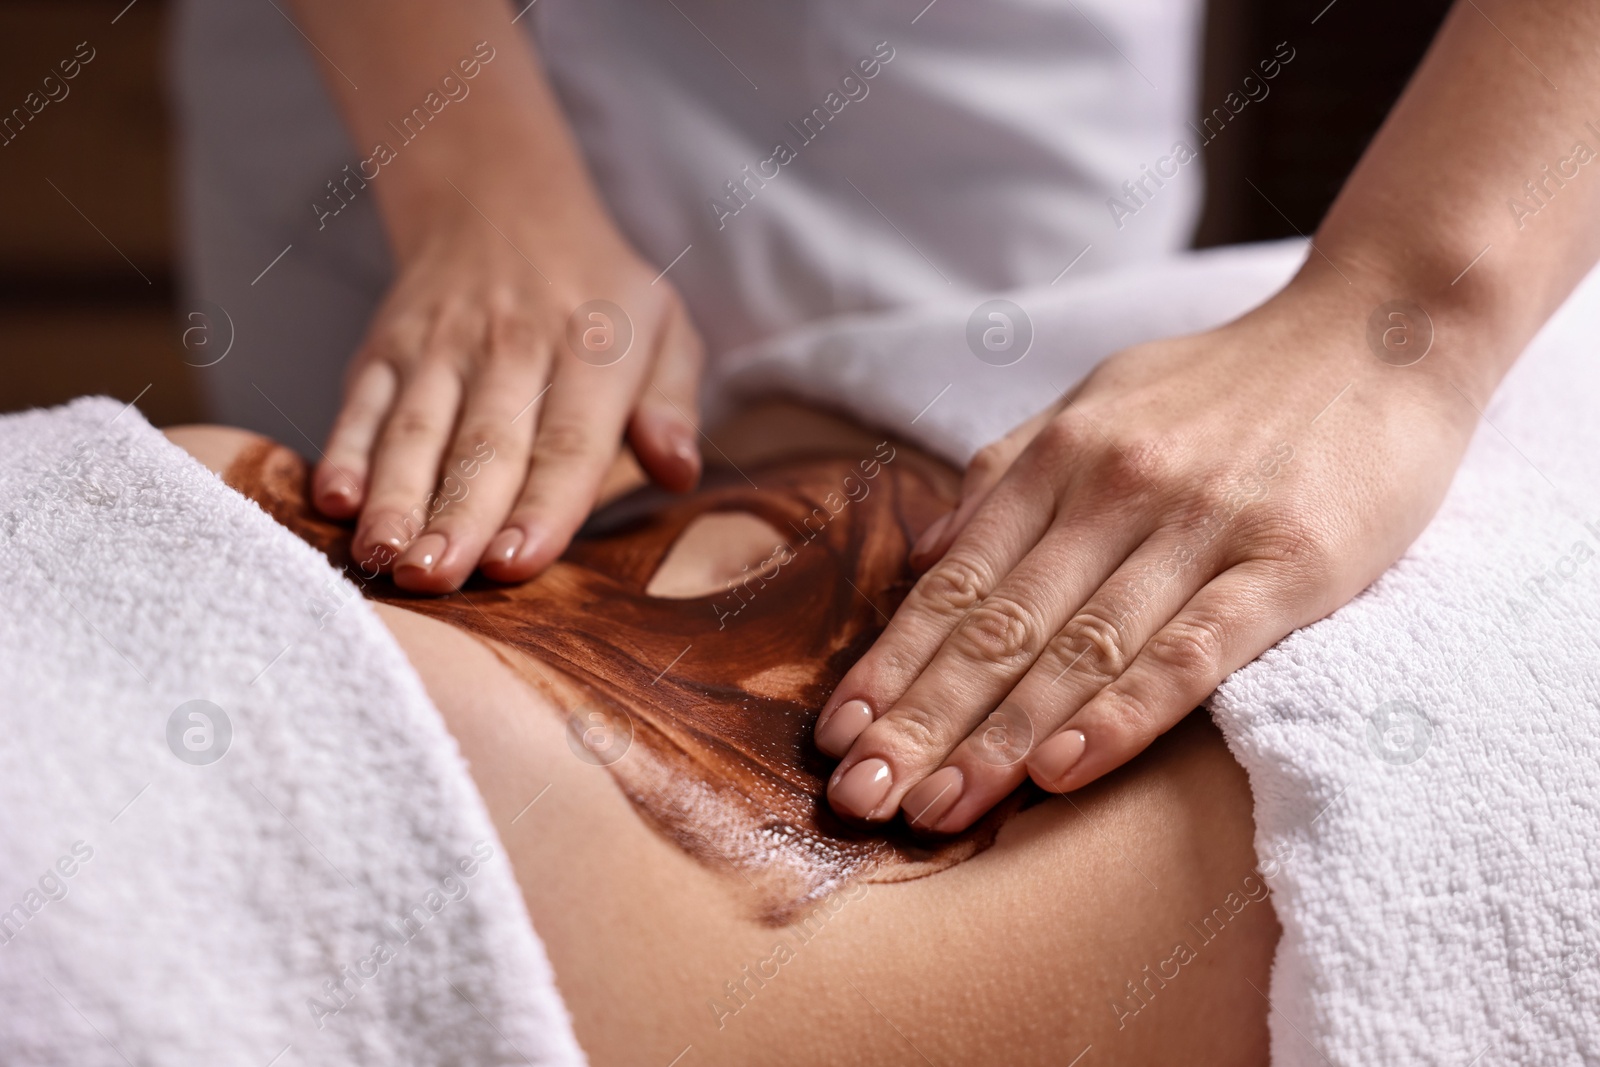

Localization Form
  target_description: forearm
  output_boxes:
[1294,0,1600,402]
[283,0,605,254]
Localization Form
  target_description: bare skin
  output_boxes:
[822,0,1600,831]
[277,0,1600,838]
[285,0,704,593]
[168,406,1279,1066]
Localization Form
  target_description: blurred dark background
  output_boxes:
[0,0,1453,424]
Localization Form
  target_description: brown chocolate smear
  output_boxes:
[223,440,1032,923]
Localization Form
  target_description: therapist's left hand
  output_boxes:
[814,284,1482,832]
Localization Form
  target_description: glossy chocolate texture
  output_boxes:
[225,440,1031,923]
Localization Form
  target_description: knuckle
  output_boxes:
[854,647,915,695]
[386,407,442,442]
[454,423,515,463]
[1032,415,1082,459]
[1187,478,1240,523]
[339,398,389,429]
[1144,613,1226,679]
[1259,516,1337,576]
[950,594,1037,665]
[871,705,948,760]
[1101,440,1164,496]
[1196,472,1269,527]
[485,307,541,358]
[532,421,594,463]
[915,554,990,619]
[1093,684,1163,742]
[966,440,1013,484]
[426,299,480,344]
[1049,608,1132,683]
[370,318,422,362]
[509,491,553,520]
[417,343,466,375]
[1104,571,1160,623]
[485,283,528,316]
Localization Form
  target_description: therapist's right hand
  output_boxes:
[309,154,705,595]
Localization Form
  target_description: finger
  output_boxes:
[909,403,1057,571]
[1027,560,1294,794]
[628,297,705,494]
[895,530,1218,832]
[391,351,547,593]
[813,461,1059,763]
[350,360,464,573]
[313,360,398,518]
[481,355,646,581]
[832,519,1140,824]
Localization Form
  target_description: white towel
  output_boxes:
[0,398,585,1066]
[1210,276,1600,1065]
[711,239,1600,1064]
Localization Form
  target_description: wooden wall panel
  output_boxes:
[0,0,198,424]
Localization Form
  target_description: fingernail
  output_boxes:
[903,766,964,830]
[395,532,448,575]
[815,699,873,757]
[831,758,893,819]
[486,525,545,573]
[669,423,699,470]
[1029,729,1087,790]
[355,526,406,565]
[486,527,524,564]
[910,512,952,564]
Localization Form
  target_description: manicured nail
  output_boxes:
[910,512,952,564]
[815,699,873,757]
[395,532,448,576]
[668,423,700,471]
[355,526,405,564]
[486,527,524,564]
[485,525,545,574]
[1029,729,1087,790]
[831,758,893,819]
[903,766,964,830]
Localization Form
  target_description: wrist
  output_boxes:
[375,111,609,258]
[328,39,612,263]
[1273,241,1515,412]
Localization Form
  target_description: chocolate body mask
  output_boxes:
[225,441,1030,923]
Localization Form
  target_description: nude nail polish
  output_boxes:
[815,699,873,757]
[487,526,544,573]
[903,766,964,830]
[831,758,893,819]
[1029,729,1087,790]
[669,424,700,469]
[486,527,524,565]
[397,532,448,575]
[909,512,952,564]
[355,528,405,571]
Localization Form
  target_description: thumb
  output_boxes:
[628,297,705,493]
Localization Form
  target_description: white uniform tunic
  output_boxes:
[170,0,1204,443]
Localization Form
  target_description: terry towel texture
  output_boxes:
[1208,276,1600,1064]
[0,398,585,1066]
[711,239,1600,1064]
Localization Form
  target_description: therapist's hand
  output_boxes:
[814,285,1483,832]
[312,183,703,593]
[292,5,705,593]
